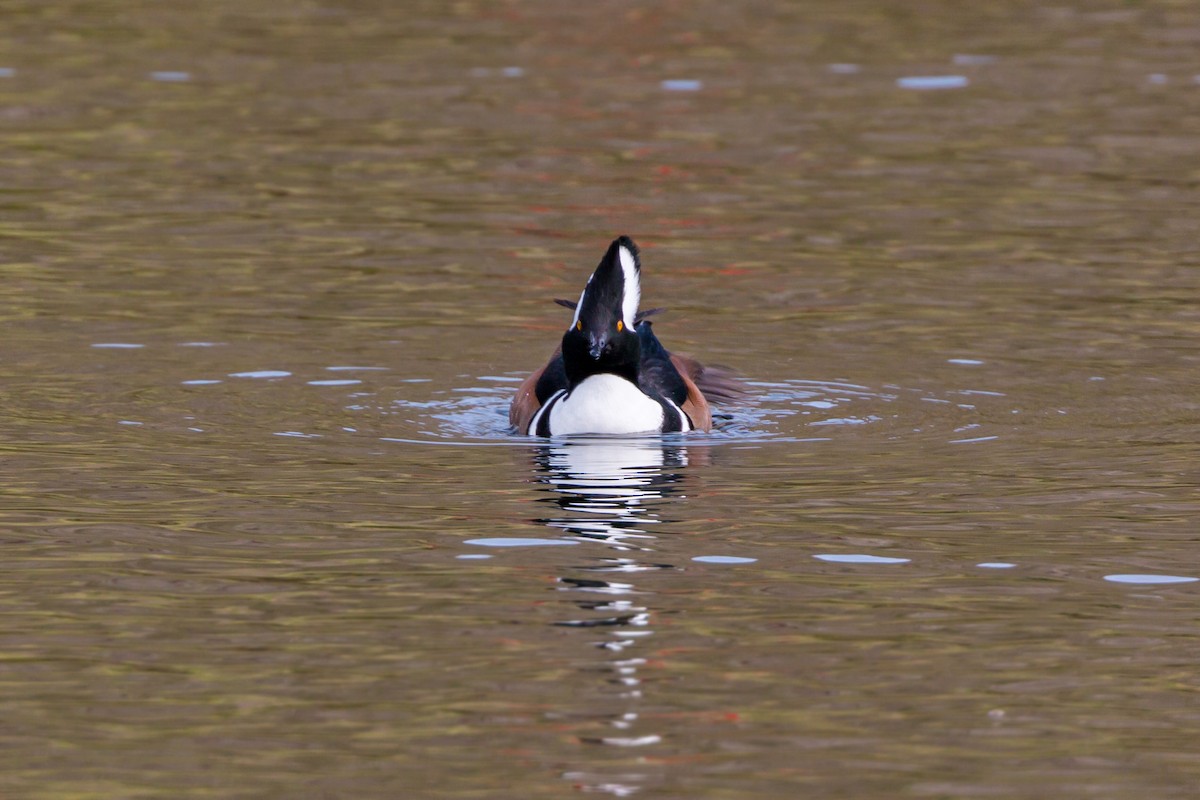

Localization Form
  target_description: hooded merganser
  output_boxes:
[510,236,743,436]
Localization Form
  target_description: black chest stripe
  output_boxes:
[532,390,566,436]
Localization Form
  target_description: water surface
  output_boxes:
[3,1,1200,797]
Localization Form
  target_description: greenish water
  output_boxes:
[3,1,1200,797]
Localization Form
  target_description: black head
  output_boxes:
[561,236,643,385]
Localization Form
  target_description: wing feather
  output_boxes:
[509,347,569,432]
[669,353,748,433]
[509,364,546,432]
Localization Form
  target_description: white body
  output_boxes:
[535,374,665,435]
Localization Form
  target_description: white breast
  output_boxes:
[548,374,665,435]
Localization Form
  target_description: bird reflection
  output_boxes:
[534,439,693,549]
[529,438,706,794]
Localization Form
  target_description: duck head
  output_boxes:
[561,236,643,385]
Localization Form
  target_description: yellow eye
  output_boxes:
[616,320,624,332]
[575,320,583,331]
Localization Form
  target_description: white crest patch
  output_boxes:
[618,245,640,329]
[569,286,587,330]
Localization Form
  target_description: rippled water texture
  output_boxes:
[4,2,1200,797]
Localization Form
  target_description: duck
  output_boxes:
[510,236,743,436]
